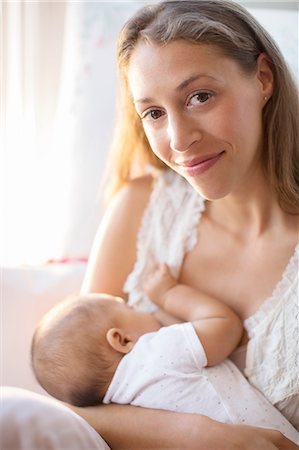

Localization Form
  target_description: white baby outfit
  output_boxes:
[123,169,299,430]
[103,322,298,444]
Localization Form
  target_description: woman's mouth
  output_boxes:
[176,151,225,177]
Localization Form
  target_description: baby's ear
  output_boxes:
[106,328,134,354]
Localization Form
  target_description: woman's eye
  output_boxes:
[142,109,164,121]
[188,92,212,106]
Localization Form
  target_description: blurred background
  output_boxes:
[1,1,298,266]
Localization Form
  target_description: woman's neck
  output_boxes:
[206,176,297,243]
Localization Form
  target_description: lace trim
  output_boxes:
[245,285,298,404]
[244,244,299,405]
[123,172,165,312]
[185,190,206,254]
[123,170,205,311]
[244,243,299,333]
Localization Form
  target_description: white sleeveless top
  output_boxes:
[124,169,206,313]
[123,170,299,430]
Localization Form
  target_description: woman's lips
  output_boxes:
[176,151,225,177]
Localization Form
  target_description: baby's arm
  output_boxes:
[144,264,243,366]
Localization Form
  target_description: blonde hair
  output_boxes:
[106,0,298,213]
[31,296,116,406]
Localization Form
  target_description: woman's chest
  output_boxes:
[179,223,296,321]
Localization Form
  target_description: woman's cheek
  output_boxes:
[145,127,169,162]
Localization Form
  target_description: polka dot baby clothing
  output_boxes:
[103,323,298,444]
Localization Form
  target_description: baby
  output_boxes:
[31,266,299,443]
[31,264,242,406]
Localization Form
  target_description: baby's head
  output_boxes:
[31,294,160,406]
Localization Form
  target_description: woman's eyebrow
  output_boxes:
[134,74,217,105]
[176,74,217,91]
[134,96,153,105]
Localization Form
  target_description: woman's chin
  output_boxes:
[186,178,231,201]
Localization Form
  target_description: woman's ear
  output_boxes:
[106,328,134,354]
[256,53,274,100]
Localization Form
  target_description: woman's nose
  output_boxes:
[167,113,202,153]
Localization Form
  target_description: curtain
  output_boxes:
[1,2,76,265]
[1,1,140,265]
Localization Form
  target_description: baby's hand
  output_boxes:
[143,264,177,308]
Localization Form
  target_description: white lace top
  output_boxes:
[244,245,299,428]
[123,169,299,430]
[124,169,206,313]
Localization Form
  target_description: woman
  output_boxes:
[2,1,298,449]
[77,0,299,447]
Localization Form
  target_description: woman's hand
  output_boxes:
[210,421,298,450]
[65,403,298,450]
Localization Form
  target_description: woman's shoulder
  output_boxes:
[81,174,157,296]
[111,169,187,214]
[115,173,154,205]
[120,169,182,194]
[127,173,155,191]
[105,174,154,223]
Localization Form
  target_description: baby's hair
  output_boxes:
[31,295,117,406]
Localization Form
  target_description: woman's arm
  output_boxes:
[68,403,298,450]
[81,174,153,297]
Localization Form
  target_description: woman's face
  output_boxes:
[128,40,268,200]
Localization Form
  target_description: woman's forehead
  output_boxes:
[128,39,222,72]
[127,40,236,101]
